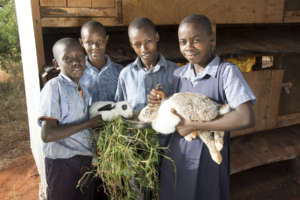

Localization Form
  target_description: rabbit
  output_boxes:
[89,101,134,121]
[138,92,231,164]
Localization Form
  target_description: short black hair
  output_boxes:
[128,17,156,35]
[52,38,81,59]
[179,14,213,36]
[81,20,106,36]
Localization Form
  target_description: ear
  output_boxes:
[52,58,59,69]
[155,32,160,42]
[209,34,216,53]
[97,104,116,112]
[79,38,83,47]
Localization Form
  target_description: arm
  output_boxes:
[174,101,255,137]
[41,115,102,143]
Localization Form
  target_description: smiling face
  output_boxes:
[129,27,159,69]
[178,22,215,67]
[80,27,108,65]
[53,42,86,83]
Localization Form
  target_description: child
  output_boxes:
[153,14,256,200]
[79,21,123,102]
[38,38,102,200]
[115,17,178,111]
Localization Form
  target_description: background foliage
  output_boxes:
[0,0,20,74]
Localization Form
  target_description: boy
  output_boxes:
[38,38,102,200]
[115,17,178,111]
[79,21,123,102]
[153,14,256,200]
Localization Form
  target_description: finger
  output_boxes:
[170,108,184,121]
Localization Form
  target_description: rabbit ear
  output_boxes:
[97,104,116,112]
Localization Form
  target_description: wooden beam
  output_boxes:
[68,0,91,8]
[41,16,121,27]
[40,6,118,17]
[231,126,300,174]
[277,113,300,128]
[15,0,47,199]
[40,0,67,7]
[92,0,115,8]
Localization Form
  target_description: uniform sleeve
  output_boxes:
[38,81,61,126]
[114,75,126,102]
[223,64,256,109]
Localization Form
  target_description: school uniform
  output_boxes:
[79,55,123,102]
[115,53,178,111]
[39,73,94,200]
[159,56,256,200]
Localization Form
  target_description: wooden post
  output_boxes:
[14,0,47,199]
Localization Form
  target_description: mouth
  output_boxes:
[141,53,152,59]
[184,52,199,59]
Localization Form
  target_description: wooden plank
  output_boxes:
[40,7,118,17]
[40,0,66,7]
[122,0,285,25]
[231,126,300,174]
[92,0,115,8]
[266,70,285,128]
[284,11,300,23]
[41,17,120,27]
[277,113,300,128]
[231,70,284,138]
[67,0,91,8]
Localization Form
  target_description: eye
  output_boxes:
[179,40,186,46]
[122,104,127,110]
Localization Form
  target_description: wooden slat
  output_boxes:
[284,11,300,23]
[92,0,115,8]
[277,113,300,128]
[40,7,118,17]
[231,125,300,174]
[41,17,120,27]
[231,70,284,138]
[40,0,66,7]
[122,0,285,25]
[32,0,46,73]
[67,0,91,8]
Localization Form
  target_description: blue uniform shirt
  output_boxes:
[177,56,256,108]
[115,54,179,111]
[79,55,123,102]
[38,73,93,159]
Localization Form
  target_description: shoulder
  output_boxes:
[165,59,179,70]
[220,61,244,80]
[174,63,189,77]
[109,61,124,72]
[41,76,61,92]
[119,61,136,78]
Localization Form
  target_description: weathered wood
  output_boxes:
[68,0,91,8]
[92,0,115,8]
[122,0,285,25]
[284,11,300,23]
[232,70,284,138]
[277,113,300,128]
[41,17,120,27]
[40,0,66,7]
[231,125,300,174]
[40,7,118,17]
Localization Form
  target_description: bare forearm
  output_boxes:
[193,102,255,132]
[41,116,101,142]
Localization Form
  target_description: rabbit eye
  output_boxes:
[122,104,127,110]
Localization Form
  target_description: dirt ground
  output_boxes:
[1,135,300,200]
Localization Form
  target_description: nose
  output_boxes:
[92,42,100,49]
[141,44,148,53]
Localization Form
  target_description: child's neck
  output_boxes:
[89,56,106,70]
[193,55,215,75]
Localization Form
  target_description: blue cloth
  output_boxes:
[79,55,123,102]
[115,54,179,111]
[39,73,94,159]
[159,56,256,200]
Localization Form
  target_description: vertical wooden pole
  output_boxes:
[14,0,47,199]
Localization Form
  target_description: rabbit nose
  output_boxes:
[122,104,127,110]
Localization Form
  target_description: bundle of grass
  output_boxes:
[93,117,171,200]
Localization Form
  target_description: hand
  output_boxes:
[171,108,196,137]
[147,89,166,107]
[87,115,103,129]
